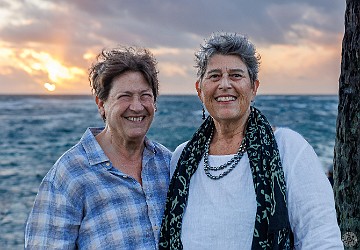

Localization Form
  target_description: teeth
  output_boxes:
[126,117,143,122]
[216,96,236,102]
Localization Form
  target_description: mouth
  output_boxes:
[215,96,237,102]
[125,116,145,122]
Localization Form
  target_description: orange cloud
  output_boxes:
[257,41,341,94]
[18,49,85,83]
[0,44,87,93]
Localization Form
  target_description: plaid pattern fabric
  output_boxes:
[25,127,171,250]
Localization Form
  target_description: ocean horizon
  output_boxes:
[0,94,338,249]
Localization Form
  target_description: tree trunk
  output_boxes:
[334,0,360,249]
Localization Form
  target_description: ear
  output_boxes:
[195,81,203,101]
[252,80,260,97]
[95,96,106,119]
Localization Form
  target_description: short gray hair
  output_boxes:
[195,32,261,85]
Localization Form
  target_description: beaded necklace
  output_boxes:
[203,128,246,180]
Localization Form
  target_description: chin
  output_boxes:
[213,111,240,120]
[126,130,149,140]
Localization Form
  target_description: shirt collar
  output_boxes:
[80,127,109,166]
[80,127,157,167]
[144,136,157,155]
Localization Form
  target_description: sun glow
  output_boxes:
[44,83,56,92]
[16,49,86,91]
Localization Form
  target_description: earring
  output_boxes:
[202,106,206,120]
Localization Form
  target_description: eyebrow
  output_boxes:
[123,88,153,94]
[206,68,246,75]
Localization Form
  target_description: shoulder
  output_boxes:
[274,127,311,158]
[173,141,188,156]
[146,138,172,161]
[151,140,172,156]
[274,127,308,145]
[45,142,88,186]
[170,141,189,177]
[30,140,90,211]
[144,139,172,176]
[43,129,96,190]
[273,127,323,184]
[172,141,189,163]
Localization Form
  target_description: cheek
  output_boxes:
[200,87,213,101]
[144,101,156,113]
[202,94,213,106]
[243,85,255,98]
[238,89,254,107]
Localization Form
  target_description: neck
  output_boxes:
[97,127,145,157]
[96,127,145,184]
[210,112,249,155]
[213,112,249,140]
[214,107,250,135]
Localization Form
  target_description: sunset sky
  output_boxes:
[0,0,345,95]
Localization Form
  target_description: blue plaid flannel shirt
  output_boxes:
[25,127,171,249]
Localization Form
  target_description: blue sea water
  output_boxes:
[0,94,338,249]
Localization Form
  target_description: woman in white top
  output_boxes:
[159,32,343,250]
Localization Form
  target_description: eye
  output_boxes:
[207,74,221,81]
[229,73,245,80]
[141,92,154,101]
[117,94,131,100]
[142,92,153,97]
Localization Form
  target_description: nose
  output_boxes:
[129,96,144,111]
[219,75,232,89]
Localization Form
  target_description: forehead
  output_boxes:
[206,54,247,72]
[111,71,151,92]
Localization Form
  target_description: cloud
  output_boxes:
[0,0,345,94]
[0,66,42,94]
[258,41,342,94]
[1,0,345,47]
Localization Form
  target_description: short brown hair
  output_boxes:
[89,46,159,102]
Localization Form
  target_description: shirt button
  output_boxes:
[122,175,127,178]
[105,162,110,166]
[153,226,159,230]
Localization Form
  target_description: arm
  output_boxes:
[25,172,82,249]
[278,129,343,249]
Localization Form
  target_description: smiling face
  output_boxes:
[96,71,155,143]
[196,54,259,125]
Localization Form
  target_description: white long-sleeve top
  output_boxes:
[170,127,344,250]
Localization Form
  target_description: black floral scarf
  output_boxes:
[159,107,293,249]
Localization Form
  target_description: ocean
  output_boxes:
[0,94,338,249]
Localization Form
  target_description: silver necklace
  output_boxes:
[204,128,246,180]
